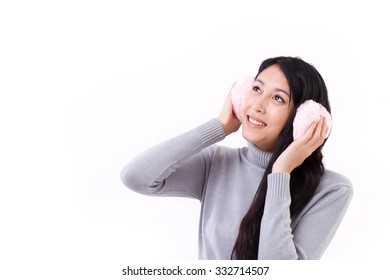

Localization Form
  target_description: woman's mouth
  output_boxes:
[247,116,267,127]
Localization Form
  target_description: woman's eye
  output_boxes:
[274,95,285,103]
[253,86,262,93]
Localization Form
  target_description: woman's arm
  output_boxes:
[258,117,352,259]
[120,119,226,199]
[121,88,240,199]
[258,172,352,259]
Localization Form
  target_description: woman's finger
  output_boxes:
[320,116,330,139]
[313,116,323,138]
[299,119,320,144]
[310,117,327,148]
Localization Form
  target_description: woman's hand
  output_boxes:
[272,116,330,174]
[218,84,242,136]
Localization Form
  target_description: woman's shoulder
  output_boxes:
[322,169,352,187]
[299,169,353,219]
[317,169,353,195]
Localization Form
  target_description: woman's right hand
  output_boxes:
[218,84,242,136]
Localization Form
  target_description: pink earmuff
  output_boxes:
[293,100,332,140]
[231,76,254,122]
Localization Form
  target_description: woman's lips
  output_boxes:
[247,115,267,127]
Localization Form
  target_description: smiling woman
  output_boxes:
[120,56,353,260]
[241,65,293,151]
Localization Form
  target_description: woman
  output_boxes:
[120,56,353,260]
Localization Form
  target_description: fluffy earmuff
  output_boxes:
[293,100,332,140]
[231,76,254,122]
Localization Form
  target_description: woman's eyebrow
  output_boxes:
[255,78,290,97]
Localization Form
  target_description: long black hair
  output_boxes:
[231,56,331,260]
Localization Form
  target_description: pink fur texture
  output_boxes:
[231,76,254,121]
[293,100,332,140]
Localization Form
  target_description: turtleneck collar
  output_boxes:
[245,141,273,169]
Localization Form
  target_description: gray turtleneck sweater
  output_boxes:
[120,119,353,259]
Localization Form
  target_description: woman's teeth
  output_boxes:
[249,117,266,126]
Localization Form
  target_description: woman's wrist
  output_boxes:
[218,117,236,136]
[272,161,293,174]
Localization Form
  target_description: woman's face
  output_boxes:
[242,64,294,151]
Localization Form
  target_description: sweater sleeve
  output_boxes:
[257,172,353,260]
[120,119,226,200]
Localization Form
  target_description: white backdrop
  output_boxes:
[1,0,389,279]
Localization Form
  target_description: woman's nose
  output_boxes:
[251,97,266,113]
[251,105,262,113]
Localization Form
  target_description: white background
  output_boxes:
[1,0,389,279]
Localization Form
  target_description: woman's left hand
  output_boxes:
[218,85,242,136]
[272,117,330,174]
